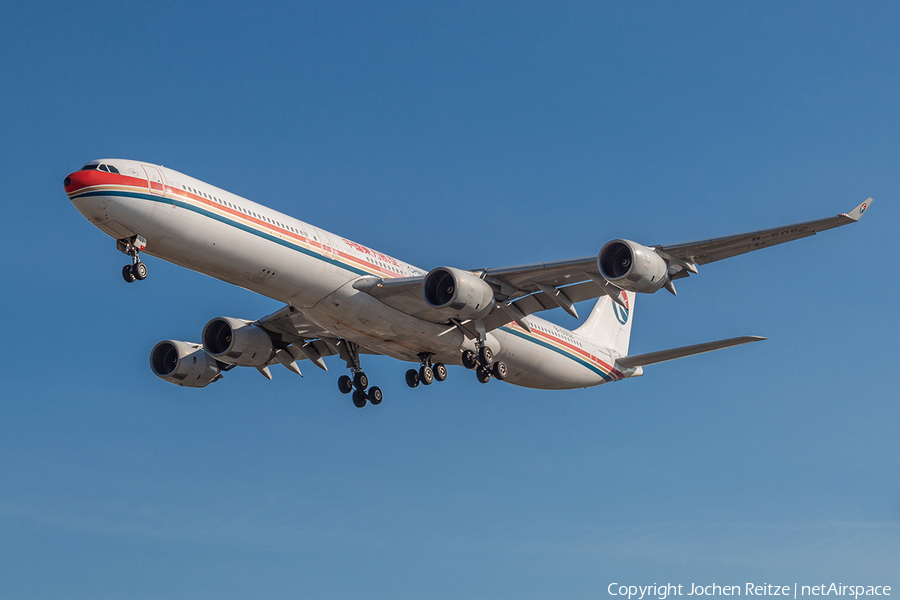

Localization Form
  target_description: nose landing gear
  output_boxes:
[118,235,148,283]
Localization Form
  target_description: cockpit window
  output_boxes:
[82,163,120,173]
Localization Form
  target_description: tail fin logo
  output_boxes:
[613,291,630,325]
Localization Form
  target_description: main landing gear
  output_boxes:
[336,339,382,408]
[461,343,507,385]
[405,353,448,389]
[118,235,148,283]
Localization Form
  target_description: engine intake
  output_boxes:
[149,340,222,388]
[201,317,275,367]
[598,239,670,294]
[423,266,495,320]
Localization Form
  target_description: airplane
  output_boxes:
[64,159,871,408]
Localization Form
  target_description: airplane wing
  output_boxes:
[253,305,378,376]
[656,198,871,278]
[358,199,872,336]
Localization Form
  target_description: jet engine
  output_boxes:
[598,239,670,294]
[201,317,275,367]
[423,266,495,320]
[149,340,222,388]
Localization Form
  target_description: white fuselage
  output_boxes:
[66,159,628,389]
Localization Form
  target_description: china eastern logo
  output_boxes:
[613,292,630,325]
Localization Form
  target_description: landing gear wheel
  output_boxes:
[479,345,493,365]
[338,375,354,394]
[461,350,478,370]
[433,363,448,382]
[492,361,508,381]
[406,369,420,388]
[419,365,434,385]
[476,367,492,384]
[353,371,369,390]
[133,261,148,280]
[352,390,367,408]
[122,264,136,283]
[367,386,383,405]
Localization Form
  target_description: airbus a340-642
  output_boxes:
[64,159,871,408]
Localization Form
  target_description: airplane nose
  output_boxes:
[64,171,79,194]
[64,170,94,195]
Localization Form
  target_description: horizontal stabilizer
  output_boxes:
[616,336,766,369]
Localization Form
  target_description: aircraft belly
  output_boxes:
[493,329,608,390]
[308,285,469,363]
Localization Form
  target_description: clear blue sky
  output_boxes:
[1,1,897,598]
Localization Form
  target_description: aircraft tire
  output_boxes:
[353,371,368,390]
[433,363,447,381]
[420,366,434,385]
[476,367,492,384]
[122,264,136,283]
[492,361,508,381]
[405,369,420,388]
[368,386,383,405]
[461,350,478,370]
[352,390,367,408]
[479,346,493,366]
[338,375,353,394]
[133,261,148,280]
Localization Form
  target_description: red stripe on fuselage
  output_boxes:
[167,184,406,278]
[66,170,405,279]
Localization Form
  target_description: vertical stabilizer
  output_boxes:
[574,291,634,357]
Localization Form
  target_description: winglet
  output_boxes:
[845,198,873,222]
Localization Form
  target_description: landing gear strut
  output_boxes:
[336,339,382,408]
[406,353,448,389]
[118,235,148,283]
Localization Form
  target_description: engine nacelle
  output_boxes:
[598,239,670,294]
[201,317,275,367]
[422,266,495,320]
[149,340,222,388]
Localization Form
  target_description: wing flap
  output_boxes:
[481,256,598,296]
[255,305,336,343]
[481,280,604,331]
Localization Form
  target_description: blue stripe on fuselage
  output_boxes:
[499,325,614,382]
